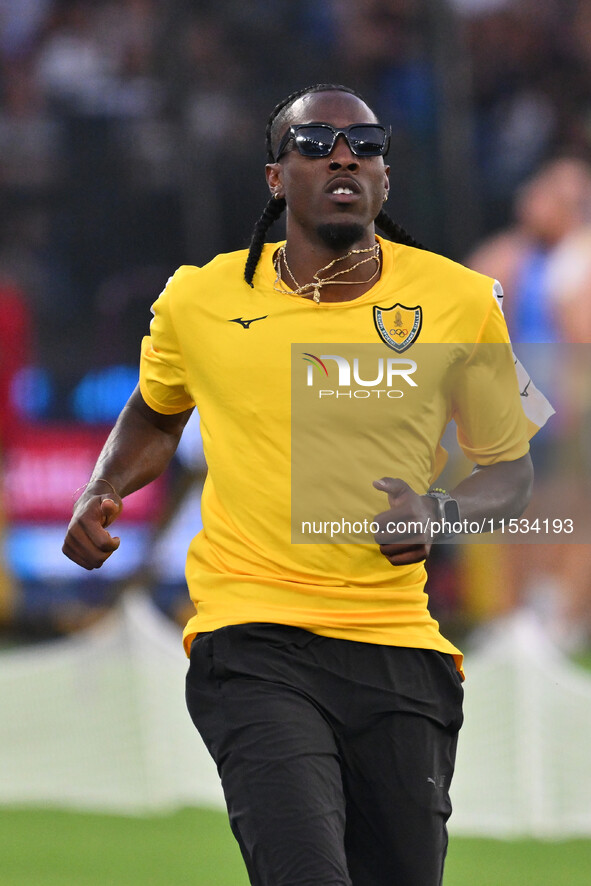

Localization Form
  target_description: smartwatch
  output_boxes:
[425,489,461,540]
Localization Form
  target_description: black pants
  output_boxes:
[185,623,464,886]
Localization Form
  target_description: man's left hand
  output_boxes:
[372,477,436,566]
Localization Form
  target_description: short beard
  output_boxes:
[316,222,366,252]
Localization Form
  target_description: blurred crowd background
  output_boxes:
[1,0,591,652]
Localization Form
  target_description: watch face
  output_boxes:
[443,498,460,524]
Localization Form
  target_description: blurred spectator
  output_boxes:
[466,157,591,341]
[34,0,162,117]
[545,226,591,486]
[0,58,61,194]
[542,227,591,649]
[462,154,591,640]
[463,202,591,652]
[546,225,591,344]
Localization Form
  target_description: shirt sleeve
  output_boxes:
[491,279,555,433]
[139,270,196,415]
[452,284,530,465]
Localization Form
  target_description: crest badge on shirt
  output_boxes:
[373,304,422,352]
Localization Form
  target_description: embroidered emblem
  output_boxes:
[373,304,422,352]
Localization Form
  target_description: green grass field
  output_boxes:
[1,807,590,885]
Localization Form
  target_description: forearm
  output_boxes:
[448,452,534,524]
[87,386,193,498]
[63,388,194,570]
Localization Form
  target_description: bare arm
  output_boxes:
[374,452,533,566]
[445,453,533,523]
[62,385,193,570]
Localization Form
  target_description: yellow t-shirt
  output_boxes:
[139,237,530,674]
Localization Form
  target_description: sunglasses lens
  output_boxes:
[294,127,335,157]
[347,125,387,156]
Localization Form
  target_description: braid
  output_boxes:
[375,209,425,250]
[244,83,364,286]
[244,195,286,287]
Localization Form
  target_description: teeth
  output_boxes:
[332,187,354,195]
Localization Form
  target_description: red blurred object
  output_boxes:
[3,423,166,522]
[0,280,31,446]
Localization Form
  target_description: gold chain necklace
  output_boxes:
[273,242,381,304]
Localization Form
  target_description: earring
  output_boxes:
[273,192,283,200]
[383,192,388,203]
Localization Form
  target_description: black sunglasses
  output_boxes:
[275,123,391,162]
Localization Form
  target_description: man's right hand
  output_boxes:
[61,386,194,571]
[62,487,123,570]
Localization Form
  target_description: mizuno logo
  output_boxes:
[229,316,268,329]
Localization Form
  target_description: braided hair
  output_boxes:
[243,84,423,287]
